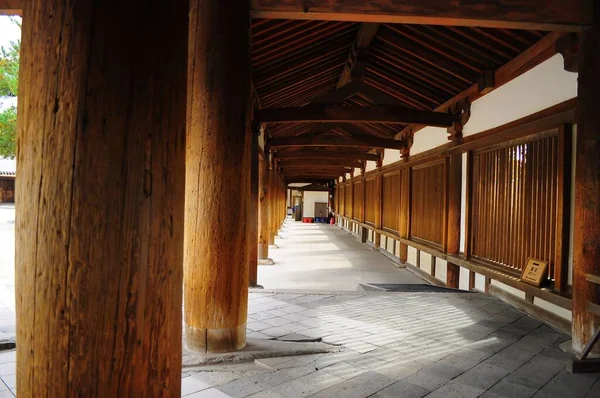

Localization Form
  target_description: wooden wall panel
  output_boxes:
[382,172,401,232]
[470,132,560,280]
[410,161,446,248]
[365,178,377,225]
[353,180,364,220]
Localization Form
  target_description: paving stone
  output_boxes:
[247,321,272,332]
[502,355,565,389]
[321,361,367,380]
[584,378,600,398]
[264,370,344,398]
[401,369,452,391]
[481,346,538,371]
[533,370,599,398]
[434,353,483,371]
[451,362,511,390]
[186,388,233,397]
[181,376,212,396]
[309,371,396,398]
[216,371,292,398]
[485,380,538,398]
[370,380,430,398]
[262,317,294,328]
[426,382,486,398]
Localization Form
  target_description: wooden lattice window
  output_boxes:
[353,180,363,220]
[470,132,561,279]
[382,172,401,233]
[364,177,377,225]
[410,160,446,248]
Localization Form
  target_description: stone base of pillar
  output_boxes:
[185,323,246,353]
[250,284,264,289]
[269,244,279,249]
[259,258,275,266]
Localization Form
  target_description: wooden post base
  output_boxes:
[186,323,247,353]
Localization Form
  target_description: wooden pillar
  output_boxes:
[185,0,250,353]
[15,0,187,395]
[572,5,600,354]
[374,173,383,248]
[399,147,411,264]
[268,165,276,245]
[446,151,462,288]
[258,155,273,263]
[249,128,259,287]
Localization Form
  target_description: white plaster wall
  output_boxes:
[435,259,447,283]
[410,127,448,156]
[302,191,329,218]
[463,55,577,137]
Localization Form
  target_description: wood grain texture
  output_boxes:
[572,8,600,354]
[249,133,259,286]
[470,133,559,278]
[410,161,447,248]
[250,0,591,31]
[15,0,187,395]
[185,0,250,353]
[398,167,410,263]
[382,172,401,232]
[256,106,454,127]
[258,156,270,259]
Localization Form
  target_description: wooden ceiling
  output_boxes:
[252,19,551,183]
[2,1,589,183]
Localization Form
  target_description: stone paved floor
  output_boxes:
[259,219,424,290]
[1,210,599,396]
[177,290,600,398]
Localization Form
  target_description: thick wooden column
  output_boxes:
[15,0,187,395]
[374,173,383,248]
[268,166,276,245]
[572,5,600,354]
[258,156,273,264]
[249,129,259,286]
[446,151,462,288]
[399,166,410,264]
[185,0,251,353]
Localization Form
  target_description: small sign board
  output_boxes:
[520,258,549,287]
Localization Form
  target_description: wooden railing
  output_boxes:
[470,132,560,279]
[333,99,575,303]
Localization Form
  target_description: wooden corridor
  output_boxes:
[1,0,599,395]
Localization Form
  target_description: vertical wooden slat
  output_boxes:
[555,125,573,291]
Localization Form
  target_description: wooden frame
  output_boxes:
[333,98,576,300]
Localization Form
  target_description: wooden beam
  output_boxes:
[394,32,565,140]
[0,0,21,15]
[269,135,407,150]
[338,23,380,87]
[279,159,364,168]
[255,106,455,127]
[250,0,591,32]
[311,81,363,105]
[275,150,379,161]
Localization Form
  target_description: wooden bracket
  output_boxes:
[556,33,580,73]
[448,99,471,141]
[478,70,495,94]
[376,148,384,169]
[360,160,366,175]
[401,128,413,159]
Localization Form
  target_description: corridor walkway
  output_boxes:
[259,219,424,291]
[178,291,598,398]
